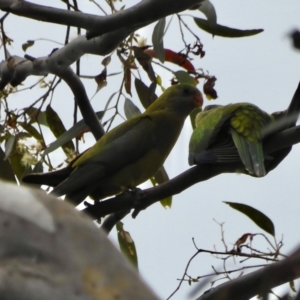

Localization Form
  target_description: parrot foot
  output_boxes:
[123,187,142,197]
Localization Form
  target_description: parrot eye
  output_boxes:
[182,87,191,95]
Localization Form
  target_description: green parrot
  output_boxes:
[188,103,274,177]
[23,84,203,204]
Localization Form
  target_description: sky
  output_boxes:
[2,1,300,299]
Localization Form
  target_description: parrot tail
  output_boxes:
[231,129,266,177]
[50,183,92,206]
[22,166,73,187]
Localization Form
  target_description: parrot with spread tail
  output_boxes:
[189,103,274,177]
[23,84,203,204]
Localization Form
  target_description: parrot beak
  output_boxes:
[194,92,204,108]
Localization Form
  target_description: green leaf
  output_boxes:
[24,107,48,126]
[194,17,264,38]
[198,0,217,35]
[46,105,75,156]
[150,166,172,208]
[174,71,196,86]
[19,122,42,141]
[116,222,138,269]
[224,201,275,236]
[152,18,166,63]
[4,132,31,161]
[124,98,142,120]
[4,132,30,181]
[135,78,157,109]
[4,135,16,160]
[9,152,29,183]
[0,146,17,183]
[42,111,104,157]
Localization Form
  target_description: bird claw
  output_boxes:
[123,187,141,197]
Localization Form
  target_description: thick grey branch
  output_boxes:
[86,0,204,39]
[0,25,134,87]
[54,67,104,139]
[0,180,159,300]
[0,0,99,28]
[0,0,203,39]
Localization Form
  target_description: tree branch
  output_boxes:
[0,26,136,88]
[0,0,205,139]
[83,125,300,220]
[0,0,100,28]
[0,0,204,39]
[193,246,300,300]
[53,66,104,139]
[86,0,205,39]
[83,81,300,219]
[0,180,159,300]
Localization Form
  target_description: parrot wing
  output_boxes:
[229,103,272,177]
[230,128,266,177]
[51,115,158,198]
[189,104,241,165]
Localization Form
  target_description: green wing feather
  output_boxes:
[189,104,241,165]
[24,84,203,205]
[229,104,272,177]
[51,116,157,200]
[189,102,273,177]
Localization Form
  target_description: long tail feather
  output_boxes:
[22,166,72,186]
[231,128,266,177]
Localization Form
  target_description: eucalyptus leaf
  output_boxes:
[198,0,217,35]
[135,78,157,109]
[42,111,104,157]
[9,153,29,183]
[116,222,138,269]
[194,17,263,38]
[4,135,15,161]
[46,105,75,156]
[152,18,166,63]
[150,166,172,208]
[0,146,16,183]
[124,98,142,120]
[25,107,48,126]
[19,122,42,141]
[174,71,196,86]
[224,201,275,236]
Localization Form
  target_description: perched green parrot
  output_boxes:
[23,84,203,204]
[188,103,274,177]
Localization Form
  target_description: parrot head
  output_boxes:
[148,84,203,115]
